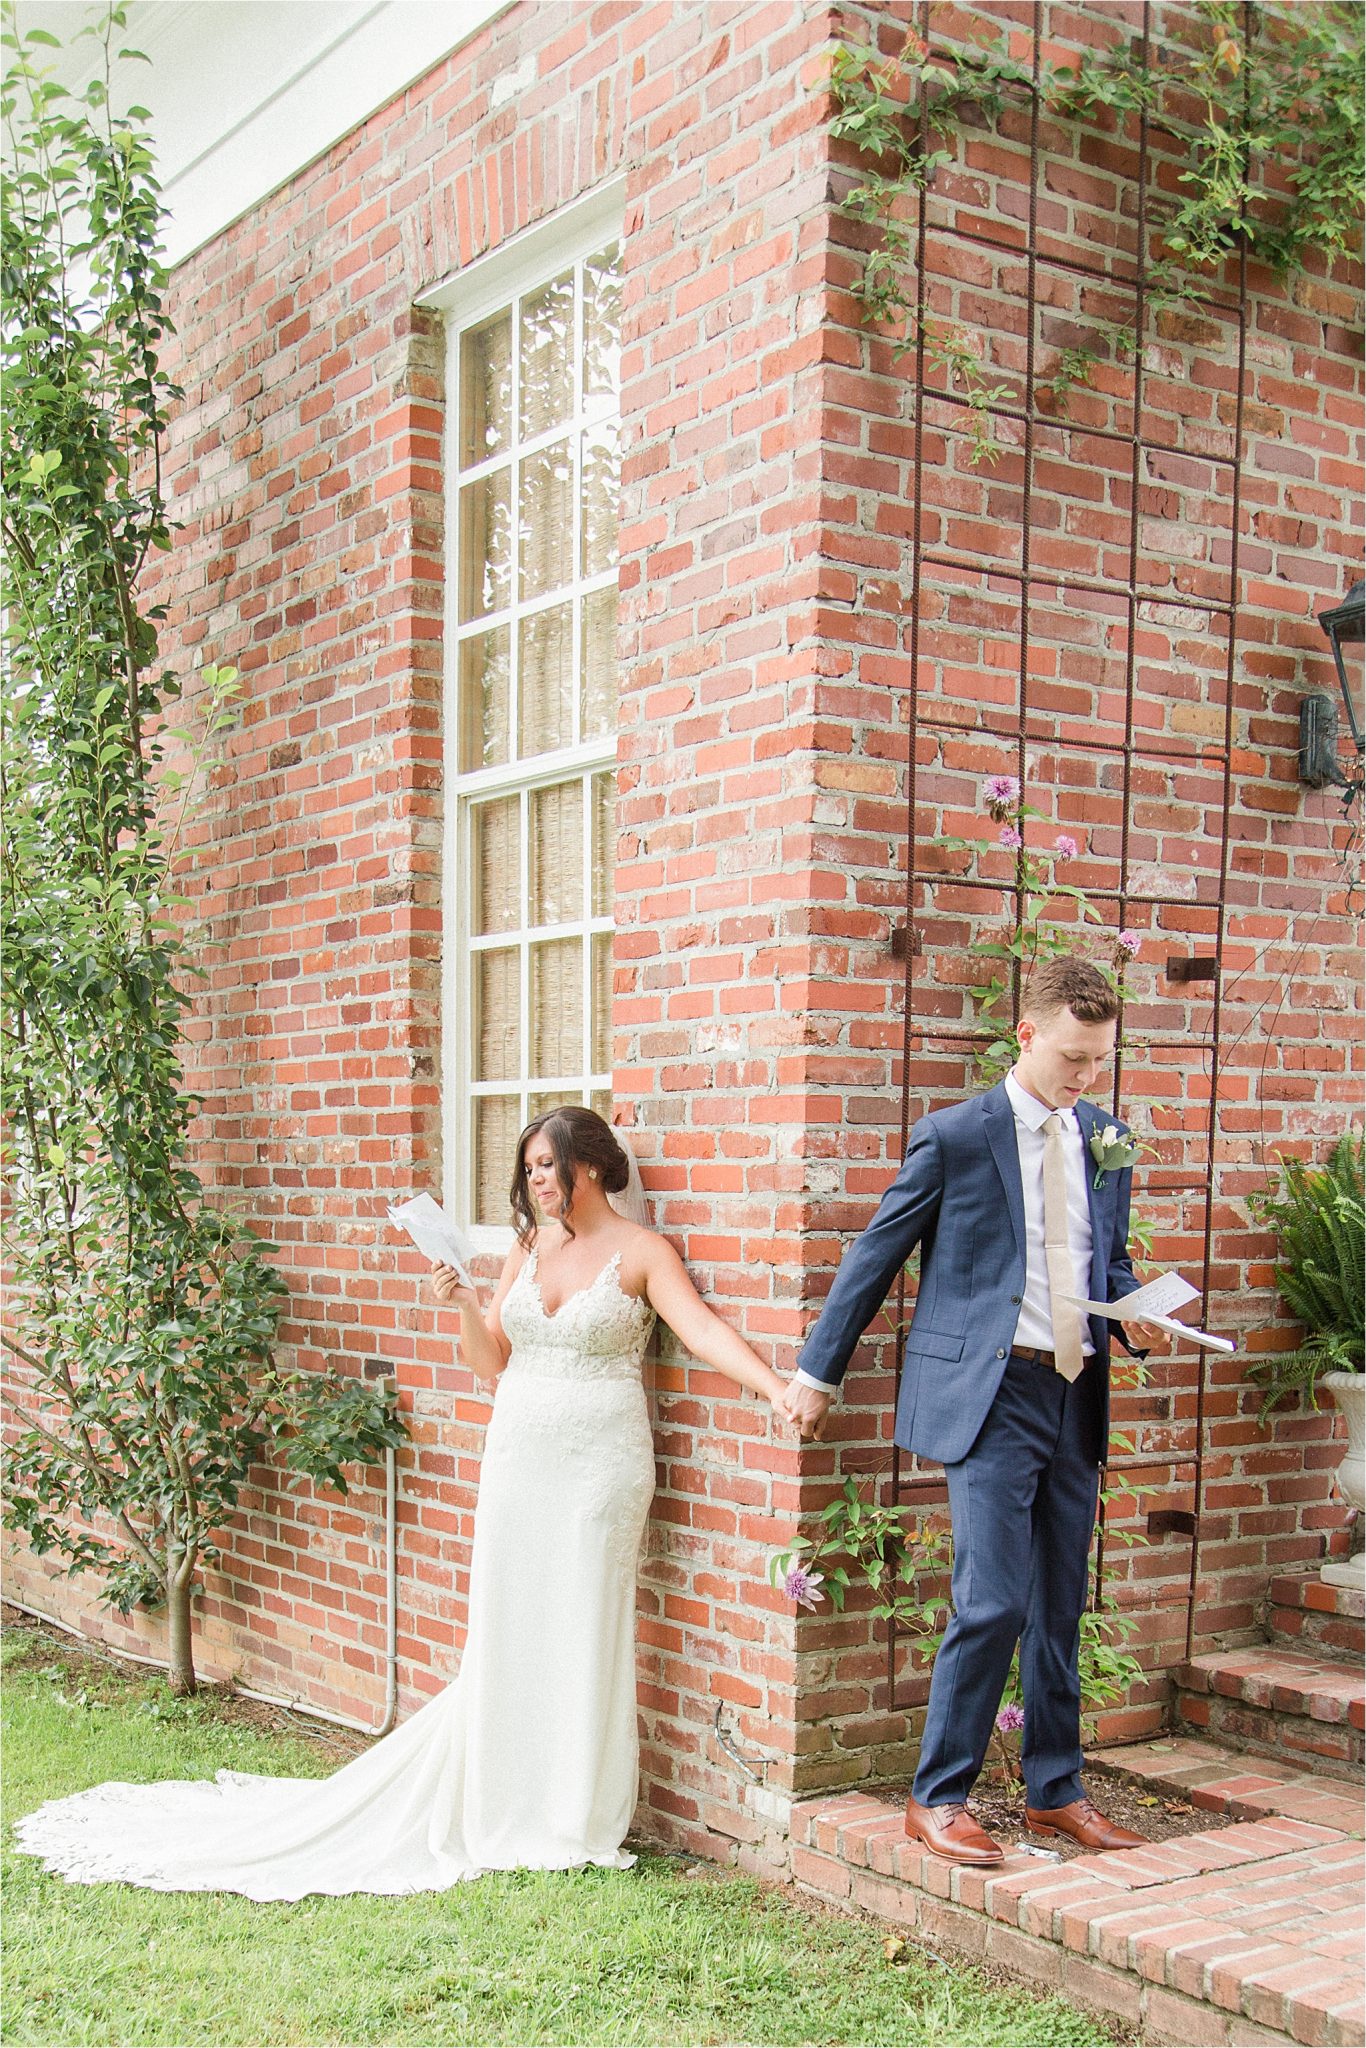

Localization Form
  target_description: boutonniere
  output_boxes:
[1087,1125,1141,1188]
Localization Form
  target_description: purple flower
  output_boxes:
[998,825,1023,850]
[983,773,1022,821]
[1054,834,1078,860]
[995,1703,1025,1733]
[783,1565,826,1611]
[1116,929,1142,958]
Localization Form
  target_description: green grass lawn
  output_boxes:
[2,1624,1122,2048]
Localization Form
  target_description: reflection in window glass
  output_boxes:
[582,248,620,406]
[459,627,511,771]
[590,773,614,918]
[452,242,622,1227]
[473,948,520,1082]
[519,604,574,759]
[518,440,574,601]
[475,1096,522,1226]
[530,939,583,1078]
[582,422,619,580]
[460,311,513,465]
[458,468,512,621]
[529,780,584,926]
[519,271,575,440]
[472,796,520,934]
[581,585,617,742]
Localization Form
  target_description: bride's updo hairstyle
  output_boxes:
[511,1105,631,1246]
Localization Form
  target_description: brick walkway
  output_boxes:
[791,1775,1365,2047]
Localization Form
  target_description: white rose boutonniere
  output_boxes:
[1087,1125,1142,1189]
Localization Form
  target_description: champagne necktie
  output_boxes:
[1042,1113,1086,1382]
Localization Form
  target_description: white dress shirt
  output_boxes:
[1003,1071,1095,1358]
[794,1070,1096,1396]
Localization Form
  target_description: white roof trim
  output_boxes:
[12,0,507,268]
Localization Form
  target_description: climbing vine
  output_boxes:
[771,1477,1150,1774]
[829,2,1365,464]
[940,772,1144,1083]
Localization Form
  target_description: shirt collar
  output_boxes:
[1005,1069,1077,1133]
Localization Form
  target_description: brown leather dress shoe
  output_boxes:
[904,1796,1004,1866]
[1024,1796,1147,1851]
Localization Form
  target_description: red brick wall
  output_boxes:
[779,0,1364,1799]
[5,0,1361,1876]
[6,0,838,1873]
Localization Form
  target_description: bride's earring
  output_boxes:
[587,1169,598,1180]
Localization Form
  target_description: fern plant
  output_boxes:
[1249,1132,1365,1416]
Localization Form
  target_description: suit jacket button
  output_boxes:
[1011,1294,1022,1305]
[996,1348,1006,1358]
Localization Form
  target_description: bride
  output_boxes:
[14,1106,789,1899]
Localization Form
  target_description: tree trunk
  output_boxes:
[166,1556,197,1695]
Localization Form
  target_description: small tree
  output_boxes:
[1,6,405,1692]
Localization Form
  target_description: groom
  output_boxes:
[784,957,1161,1865]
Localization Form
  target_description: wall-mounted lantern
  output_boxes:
[1300,578,1364,801]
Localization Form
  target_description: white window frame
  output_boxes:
[423,180,625,1249]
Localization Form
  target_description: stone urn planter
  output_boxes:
[1321,1371,1366,1591]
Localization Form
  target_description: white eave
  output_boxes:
[11,0,508,269]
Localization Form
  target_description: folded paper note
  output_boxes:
[387,1194,476,1288]
[1064,1271,1235,1353]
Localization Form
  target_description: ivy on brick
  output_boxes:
[771,1477,1146,1747]
[828,2,1365,464]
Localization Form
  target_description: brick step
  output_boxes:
[1266,1571,1366,1665]
[1174,1646,1365,1784]
[1090,1732,1365,1838]
[791,1788,1365,2047]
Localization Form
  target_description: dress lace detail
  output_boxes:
[497,1251,656,1579]
[502,1249,654,1381]
[14,1243,658,1900]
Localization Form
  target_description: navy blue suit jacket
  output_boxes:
[797,1083,1142,1465]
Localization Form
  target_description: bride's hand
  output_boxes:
[762,1370,798,1431]
[430,1262,479,1310]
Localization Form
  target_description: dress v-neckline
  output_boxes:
[526,1246,626,1321]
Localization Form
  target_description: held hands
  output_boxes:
[774,1313,1167,1441]
[779,1379,832,1443]
[759,1370,804,1436]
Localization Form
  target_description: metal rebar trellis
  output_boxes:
[886,0,1252,1708]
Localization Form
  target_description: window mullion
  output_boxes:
[583,781,593,1101]
[447,229,620,1231]
[572,258,584,754]
[518,782,531,1143]
[451,737,615,804]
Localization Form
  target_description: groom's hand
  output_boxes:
[782,1380,832,1442]
[1119,1315,1170,1352]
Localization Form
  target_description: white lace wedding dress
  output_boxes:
[14,1250,657,1898]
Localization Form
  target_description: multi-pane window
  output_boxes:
[448,238,621,1228]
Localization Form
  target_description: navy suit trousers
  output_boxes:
[911,1349,1103,1812]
